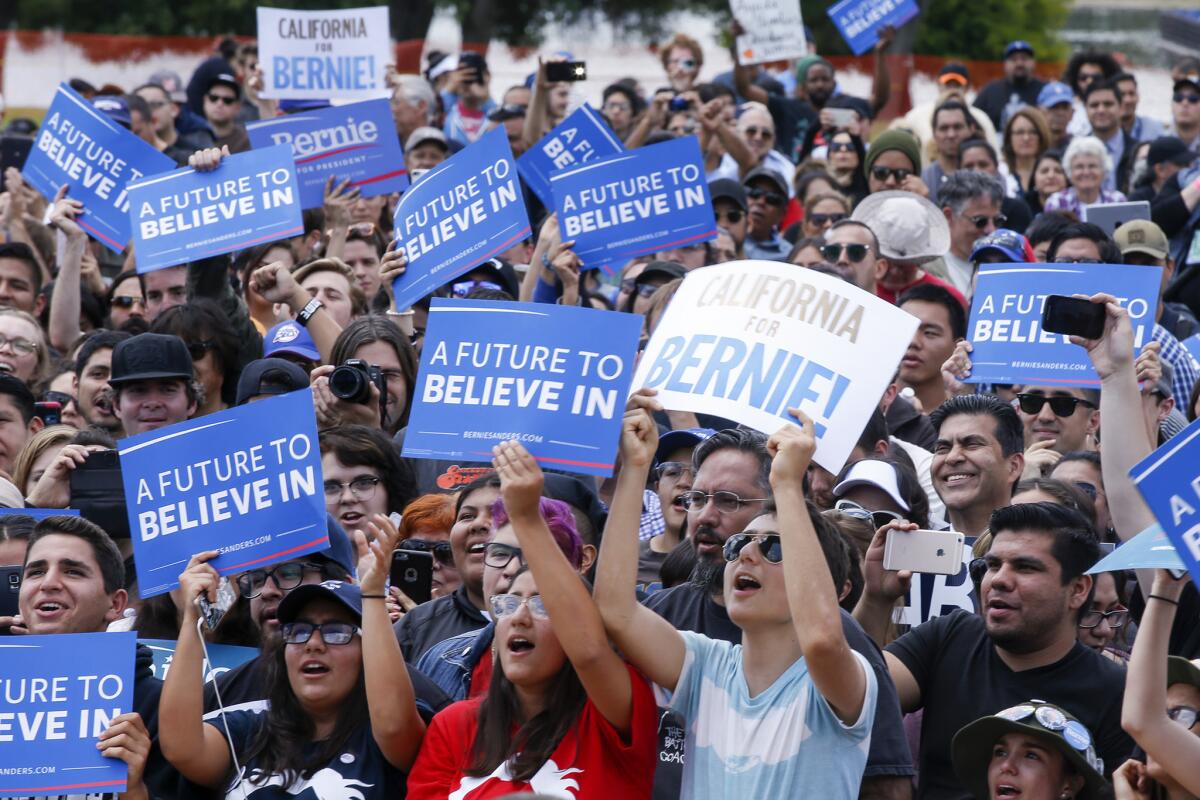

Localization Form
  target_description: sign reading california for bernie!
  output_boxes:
[391,126,530,311]
[516,103,623,209]
[1129,417,1200,583]
[550,135,717,270]
[118,389,327,598]
[127,144,304,273]
[632,260,918,473]
[403,299,642,477]
[965,262,1162,387]
[258,6,390,100]
[22,83,175,253]
[247,97,408,209]
[0,631,135,798]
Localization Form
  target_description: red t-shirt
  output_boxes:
[406,662,658,799]
[876,270,968,308]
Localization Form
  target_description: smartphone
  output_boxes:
[884,529,965,576]
[33,401,62,427]
[69,449,130,540]
[1041,295,1106,340]
[391,549,433,606]
[1169,568,1189,580]
[459,52,486,84]
[546,61,587,82]
[0,135,32,191]
[826,107,858,129]
[0,564,20,619]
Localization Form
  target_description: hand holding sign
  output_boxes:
[188,145,230,172]
[96,712,151,792]
[49,184,86,240]
[379,239,408,305]
[493,440,546,520]
[176,551,222,627]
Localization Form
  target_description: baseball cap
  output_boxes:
[276,579,363,625]
[938,63,969,86]
[147,69,187,103]
[235,358,310,406]
[264,321,320,361]
[637,261,686,286]
[1004,40,1035,59]
[952,701,1106,800]
[457,257,520,298]
[708,178,748,212]
[970,229,1033,263]
[1168,656,1200,690]
[204,73,241,99]
[655,428,716,466]
[1037,81,1074,108]
[832,460,911,512]
[1114,219,1169,261]
[742,166,789,198]
[109,333,193,386]
[1147,136,1198,168]
[93,96,132,129]
[1175,73,1200,94]
[405,126,448,153]
[279,99,331,114]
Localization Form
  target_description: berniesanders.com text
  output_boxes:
[464,431,545,442]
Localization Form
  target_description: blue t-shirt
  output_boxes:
[669,630,877,798]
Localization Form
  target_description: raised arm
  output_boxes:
[593,390,687,691]
[47,186,86,351]
[868,26,895,116]
[249,261,341,364]
[522,59,552,151]
[771,410,867,723]
[493,440,634,732]
[321,177,360,262]
[1121,572,1200,795]
[357,516,426,769]
[158,552,235,788]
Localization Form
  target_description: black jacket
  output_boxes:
[392,583,487,663]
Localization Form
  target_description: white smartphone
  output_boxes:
[826,107,858,129]
[883,529,965,576]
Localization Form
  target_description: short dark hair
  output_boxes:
[761,497,849,596]
[0,242,42,297]
[455,471,501,518]
[958,138,999,169]
[931,98,971,131]
[1082,77,1123,105]
[1025,210,1072,252]
[899,283,968,340]
[319,425,416,515]
[0,373,35,424]
[693,428,770,494]
[827,219,880,255]
[930,393,1024,456]
[26,515,124,594]
[74,330,132,379]
[1013,477,1098,530]
[856,407,889,453]
[988,501,1100,604]
[1045,222,1121,263]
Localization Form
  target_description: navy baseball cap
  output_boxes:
[280,99,332,114]
[655,428,716,466]
[93,96,132,129]
[277,579,363,624]
[970,229,1032,263]
[1038,81,1073,108]
[235,358,310,406]
[1004,40,1034,59]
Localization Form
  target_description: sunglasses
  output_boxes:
[834,499,903,530]
[490,593,549,619]
[808,212,846,226]
[820,243,870,263]
[110,295,144,309]
[966,214,1007,230]
[723,532,782,564]
[746,187,786,207]
[281,621,361,646]
[743,126,774,139]
[871,166,911,183]
[633,282,661,299]
[829,141,855,153]
[399,539,454,566]
[1168,705,1199,730]
[1015,393,1095,417]
[669,58,697,70]
[206,93,238,106]
[187,340,218,361]
[1173,93,1200,105]
[451,279,502,298]
[715,209,745,224]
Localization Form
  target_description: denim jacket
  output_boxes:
[415,622,495,701]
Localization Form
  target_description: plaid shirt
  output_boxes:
[1153,323,1199,405]
[639,489,665,541]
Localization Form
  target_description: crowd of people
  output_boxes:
[0,20,1197,800]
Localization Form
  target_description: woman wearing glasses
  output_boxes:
[0,308,48,387]
[320,425,416,539]
[1044,136,1128,218]
[407,440,657,798]
[162,518,427,798]
[1076,571,1130,662]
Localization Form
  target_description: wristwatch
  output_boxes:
[297,297,323,327]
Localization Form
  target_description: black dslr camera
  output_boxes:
[329,359,385,404]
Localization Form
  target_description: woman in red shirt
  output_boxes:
[406,441,658,799]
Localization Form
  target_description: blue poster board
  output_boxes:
[141,639,258,684]
[403,299,642,476]
[0,508,78,520]
[516,104,623,208]
[127,144,304,273]
[1129,419,1200,584]
[827,0,920,55]
[965,262,1161,387]
[23,83,174,252]
[391,126,530,310]
[0,631,135,797]
[247,98,408,209]
[118,389,327,598]
[550,135,717,270]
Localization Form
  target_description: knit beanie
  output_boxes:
[864,128,923,178]
[795,55,833,84]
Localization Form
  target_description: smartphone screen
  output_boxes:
[1041,295,1105,340]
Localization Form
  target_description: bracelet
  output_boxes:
[385,309,414,317]
[296,297,323,327]
[1148,594,1180,606]
[542,252,553,269]
[360,594,388,599]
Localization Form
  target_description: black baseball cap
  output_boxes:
[637,261,686,285]
[742,166,789,198]
[709,178,748,212]
[109,333,193,386]
[235,358,310,406]
[1147,136,1198,168]
[205,73,242,99]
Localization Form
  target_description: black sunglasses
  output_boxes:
[820,243,869,263]
[716,209,745,224]
[206,93,238,106]
[1173,92,1200,104]
[399,538,454,566]
[871,166,911,183]
[967,214,1007,230]
[829,141,855,153]
[723,532,782,564]
[746,187,786,207]
[1015,393,1095,418]
[110,295,143,309]
[808,212,846,226]
[187,340,218,361]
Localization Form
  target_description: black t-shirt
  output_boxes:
[219,710,404,799]
[972,78,1046,130]
[887,609,1132,800]
[765,94,819,164]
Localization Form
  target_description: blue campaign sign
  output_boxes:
[141,639,258,684]
[23,83,175,253]
[127,144,304,273]
[391,127,530,310]
[827,0,920,55]
[965,262,1161,387]
[517,104,623,209]
[118,389,327,598]
[1182,333,1200,369]
[550,135,717,270]
[0,508,78,520]
[1086,523,1185,574]
[403,299,642,477]
[1129,418,1200,583]
[0,631,135,797]
[247,98,408,210]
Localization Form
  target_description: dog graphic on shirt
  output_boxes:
[226,760,373,799]
[448,759,583,799]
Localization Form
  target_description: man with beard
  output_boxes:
[643,427,915,800]
[854,503,1132,798]
[73,331,131,436]
[973,40,1046,130]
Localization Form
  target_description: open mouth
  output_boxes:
[467,542,487,559]
[507,636,535,653]
[942,472,976,486]
[995,785,1021,798]
[340,511,364,526]
[0,362,13,374]
[36,601,65,614]
[733,574,761,594]
[300,661,330,675]
[671,495,688,511]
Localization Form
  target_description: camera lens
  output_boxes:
[329,365,371,404]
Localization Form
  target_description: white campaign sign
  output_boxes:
[632,261,918,472]
[731,0,808,66]
[257,6,391,100]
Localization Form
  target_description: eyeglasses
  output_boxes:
[829,141,855,153]
[0,334,37,356]
[633,283,661,299]
[1173,93,1200,105]
[490,593,549,619]
[1077,606,1128,629]
[679,490,767,514]
[484,542,525,570]
[110,295,145,310]
[145,99,168,111]
[322,475,381,500]
[723,532,783,564]
[715,209,745,224]
[41,390,73,407]
[834,499,903,530]
[1015,393,1096,417]
[603,101,631,113]
[668,58,697,70]
[656,462,694,482]
[451,279,502,298]
[871,166,912,183]
[820,243,870,263]
[281,621,361,645]
[1168,705,1199,729]
[236,562,325,598]
[742,126,774,139]
[808,212,847,226]
[1052,257,1093,264]
[206,93,238,106]
[187,340,218,361]
[347,222,377,237]
[399,538,455,566]
[966,214,1007,230]
[746,187,786,207]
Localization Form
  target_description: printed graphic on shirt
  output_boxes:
[226,753,373,800]
[448,758,583,799]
